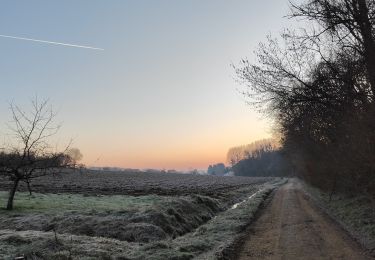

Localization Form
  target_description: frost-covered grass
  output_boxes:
[0,191,163,213]
[0,190,269,259]
[304,183,375,255]
[0,179,285,259]
[0,193,222,243]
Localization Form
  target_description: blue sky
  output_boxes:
[0,1,298,170]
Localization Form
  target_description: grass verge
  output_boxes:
[303,182,375,256]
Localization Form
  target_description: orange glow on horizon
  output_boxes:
[79,125,272,170]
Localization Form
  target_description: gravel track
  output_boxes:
[237,179,372,260]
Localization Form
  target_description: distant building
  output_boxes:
[224,171,234,177]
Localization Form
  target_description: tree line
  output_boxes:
[227,139,292,177]
[235,0,375,197]
[227,138,279,166]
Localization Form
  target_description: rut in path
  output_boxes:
[237,180,372,260]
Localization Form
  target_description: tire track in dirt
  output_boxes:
[237,179,372,260]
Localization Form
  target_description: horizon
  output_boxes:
[0,1,298,170]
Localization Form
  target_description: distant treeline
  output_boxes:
[232,151,292,178]
[228,139,292,177]
[207,163,232,176]
[235,0,375,197]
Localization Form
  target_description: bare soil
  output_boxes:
[0,170,272,196]
[237,179,373,260]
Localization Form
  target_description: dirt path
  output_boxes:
[237,179,372,260]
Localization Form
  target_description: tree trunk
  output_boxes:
[26,180,32,196]
[6,179,20,210]
[329,175,337,203]
[356,0,375,95]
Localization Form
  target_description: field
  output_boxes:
[0,171,284,259]
[0,170,273,196]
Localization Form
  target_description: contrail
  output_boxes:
[0,34,104,50]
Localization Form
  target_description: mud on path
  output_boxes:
[237,179,372,260]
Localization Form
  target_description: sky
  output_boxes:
[0,0,298,170]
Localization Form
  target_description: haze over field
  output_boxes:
[0,1,297,170]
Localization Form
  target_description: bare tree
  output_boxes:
[227,146,244,166]
[66,148,83,168]
[0,98,76,210]
[290,0,375,98]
